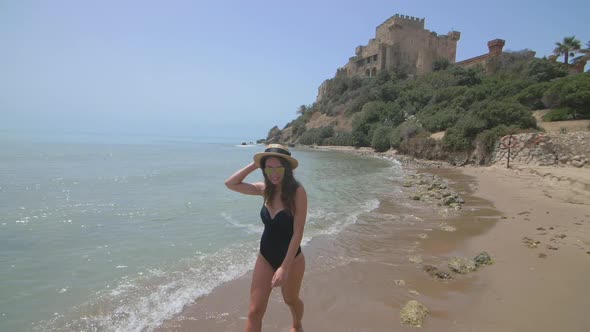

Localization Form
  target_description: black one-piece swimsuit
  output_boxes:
[260,205,302,270]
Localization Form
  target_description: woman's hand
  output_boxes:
[271,266,289,287]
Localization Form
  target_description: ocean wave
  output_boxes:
[220,212,262,235]
[310,198,381,237]
[35,244,258,332]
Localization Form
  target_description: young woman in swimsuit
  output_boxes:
[225,144,306,332]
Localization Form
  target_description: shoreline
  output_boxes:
[324,146,590,330]
[158,147,590,331]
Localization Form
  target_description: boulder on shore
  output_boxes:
[400,300,430,327]
[448,257,477,274]
[473,252,493,266]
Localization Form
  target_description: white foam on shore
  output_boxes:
[36,243,258,332]
[312,198,381,237]
[221,211,263,235]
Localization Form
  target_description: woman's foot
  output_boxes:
[289,327,303,332]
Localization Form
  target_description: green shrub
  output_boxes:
[297,128,323,145]
[419,105,463,132]
[473,100,536,129]
[323,132,354,146]
[398,132,443,160]
[515,82,551,110]
[347,93,373,114]
[351,101,403,146]
[351,104,381,146]
[542,108,575,121]
[390,121,424,148]
[443,115,487,151]
[525,58,567,82]
[371,125,393,152]
[291,121,306,136]
[450,66,483,86]
[543,73,590,117]
[297,126,334,145]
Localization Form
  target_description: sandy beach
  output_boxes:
[437,165,590,331]
[157,152,590,331]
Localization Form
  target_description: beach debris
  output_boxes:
[423,265,453,280]
[538,253,548,258]
[522,237,540,248]
[408,290,420,296]
[410,193,422,200]
[400,300,430,327]
[536,227,546,231]
[408,255,423,264]
[440,223,456,232]
[394,279,406,286]
[473,252,493,267]
[518,211,530,215]
[403,174,464,210]
[418,233,429,239]
[546,245,559,250]
[501,216,508,219]
[448,257,477,274]
[556,234,567,239]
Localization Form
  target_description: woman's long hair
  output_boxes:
[261,156,300,215]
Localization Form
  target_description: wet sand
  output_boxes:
[157,162,590,331]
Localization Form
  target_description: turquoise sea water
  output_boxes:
[0,131,403,331]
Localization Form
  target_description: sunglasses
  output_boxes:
[264,167,285,176]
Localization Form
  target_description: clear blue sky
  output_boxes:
[1,0,589,140]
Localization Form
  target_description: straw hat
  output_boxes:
[253,144,299,169]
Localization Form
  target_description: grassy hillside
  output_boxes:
[269,52,590,164]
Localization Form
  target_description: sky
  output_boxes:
[1,0,589,140]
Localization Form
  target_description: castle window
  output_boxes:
[367,57,371,63]
[365,69,370,77]
[373,55,378,61]
[371,67,377,77]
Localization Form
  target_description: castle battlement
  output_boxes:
[378,13,425,30]
[392,13,425,23]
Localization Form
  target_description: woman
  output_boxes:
[224,144,307,332]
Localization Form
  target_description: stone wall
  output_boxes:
[490,132,590,168]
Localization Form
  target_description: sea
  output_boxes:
[0,130,408,331]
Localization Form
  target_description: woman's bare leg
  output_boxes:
[281,254,305,332]
[245,254,274,332]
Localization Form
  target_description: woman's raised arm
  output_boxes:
[224,162,264,196]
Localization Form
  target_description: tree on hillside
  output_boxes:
[553,36,582,64]
[296,105,309,115]
[572,41,590,67]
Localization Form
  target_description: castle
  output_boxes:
[317,14,508,101]
[342,14,460,77]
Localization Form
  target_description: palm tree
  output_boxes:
[553,36,582,64]
[572,41,590,65]
[296,105,311,115]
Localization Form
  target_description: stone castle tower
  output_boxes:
[317,14,460,101]
[342,14,460,77]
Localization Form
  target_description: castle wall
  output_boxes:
[456,39,507,73]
